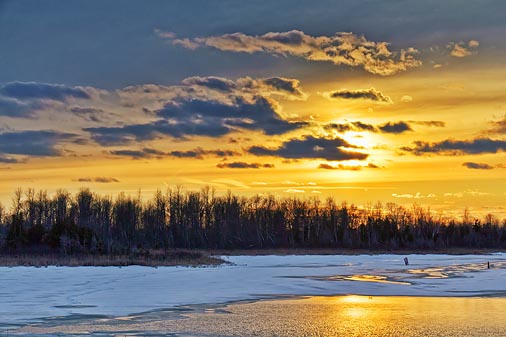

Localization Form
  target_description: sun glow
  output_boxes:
[341,131,377,150]
[339,295,373,304]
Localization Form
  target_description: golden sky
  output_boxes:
[0,1,505,218]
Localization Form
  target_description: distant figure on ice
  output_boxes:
[404,257,409,266]
[488,261,490,269]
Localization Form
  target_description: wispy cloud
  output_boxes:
[284,188,305,193]
[324,121,414,134]
[109,147,240,160]
[318,163,379,170]
[217,162,274,169]
[323,88,392,103]
[161,30,422,75]
[444,190,491,198]
[400,138,506,156]
[462,162,506,170]
[70,106,106,122]
[169,148,240,159]
[409,120,446,127]
[449,40,479,58]
[324,121,376,133]
[109,149,149,159]
[76,177,120,183]
[485,116,506,135]
[462,162,494,170]
[392,192,436,199]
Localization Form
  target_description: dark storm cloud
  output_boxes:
[77,177,120,183]
[217,162,274,169]
[248,136,368,161]
[462,162,494,170]
[0,130,79,156]
[378,121,413,134]
[327,88,392,103]
[0,82,90,101]
[400,138,506,156]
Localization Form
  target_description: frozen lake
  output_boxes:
[2,253,506,335]
[19,295,506,337]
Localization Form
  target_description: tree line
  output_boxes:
[0,187,505,254]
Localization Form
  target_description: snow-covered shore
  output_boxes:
[1,253,506,326]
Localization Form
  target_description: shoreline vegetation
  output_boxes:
[0,250,224,267]
[0,248,504,267]
[1,187,506,267]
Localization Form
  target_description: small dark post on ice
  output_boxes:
[404,257,409,266]
[488,261,490,269]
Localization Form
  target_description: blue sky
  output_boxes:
[1,0,504,88]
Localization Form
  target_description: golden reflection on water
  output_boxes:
[20,296,506,337]
[346,274,411,285]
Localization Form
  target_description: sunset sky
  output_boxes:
[1,0,505,218]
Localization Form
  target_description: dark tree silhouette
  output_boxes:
[1,187,506,254]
